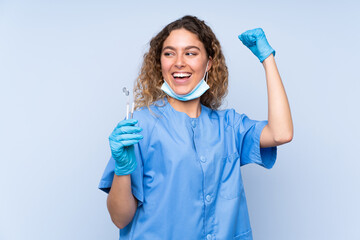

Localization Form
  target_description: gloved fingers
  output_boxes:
[238,28,265,46]
[242,28,265,38]
[110,139,140,151]
[120,139,143,147]
[109,133,143,143]
[118,133,143,141]
[113,125,143,135]
[116,119,138,128]
[238,33,256,46]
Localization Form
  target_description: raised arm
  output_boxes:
[239,28,293,148]
[261,54,293,147]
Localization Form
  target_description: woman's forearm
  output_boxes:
[107,174,138,229]
[262,54,293,144]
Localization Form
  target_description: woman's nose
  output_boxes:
[175,55,185,69]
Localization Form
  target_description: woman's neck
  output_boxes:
[167,96,201,118]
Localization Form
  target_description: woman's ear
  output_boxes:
[207,57,213,71]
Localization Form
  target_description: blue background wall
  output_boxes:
[1,0,359,239]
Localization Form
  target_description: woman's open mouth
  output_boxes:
[172,72,192,83]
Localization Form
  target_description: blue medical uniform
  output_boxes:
[99,98,277,240]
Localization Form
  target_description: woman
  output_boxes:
[99,15,293,240]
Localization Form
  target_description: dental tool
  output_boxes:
[122,87,134,119]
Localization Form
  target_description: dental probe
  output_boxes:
[122,87,134,119]
[122,87,130,120]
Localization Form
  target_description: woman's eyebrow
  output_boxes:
[162,46,175,51]
[184,46,200,50]
[162,46,201,51]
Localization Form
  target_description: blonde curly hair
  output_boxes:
[134,15,228,110]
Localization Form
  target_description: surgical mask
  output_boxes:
[161,61,210,101]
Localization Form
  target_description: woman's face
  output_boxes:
[161,28,212,96]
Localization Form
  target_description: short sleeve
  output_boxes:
[98,156,115,193]
[235,113,277,169]
[98,144,144,207]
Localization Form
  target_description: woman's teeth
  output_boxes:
[173,73,191,78]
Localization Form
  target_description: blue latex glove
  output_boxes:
[109,119,143,176]
[238,28,275,63]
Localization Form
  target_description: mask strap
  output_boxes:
[204,60,209,83]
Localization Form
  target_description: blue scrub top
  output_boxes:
[99,98,277,240]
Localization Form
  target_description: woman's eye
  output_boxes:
[186,52,197,56]
[164,52,174,56]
